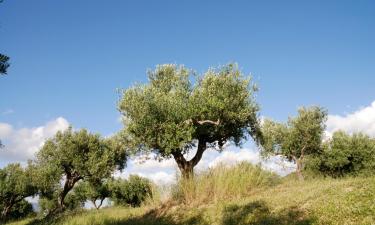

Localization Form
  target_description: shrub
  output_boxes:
[0,199,34,221]
[305,131,375,177]
[110,175,153,207]
[172,162,280,205]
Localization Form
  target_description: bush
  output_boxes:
[305,131,375,177]
[172,162,280,205]
[110,175,153,207]
[39,191,85,215]
[0,199,34,221]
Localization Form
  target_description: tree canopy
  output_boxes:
[35,128,127,211]
[306,131,375,177]
[261,106,327,180]
[0,163,37,220]
[119,63,262,178]
[0,54,10,75]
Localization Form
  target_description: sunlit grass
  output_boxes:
[7,164,375,225]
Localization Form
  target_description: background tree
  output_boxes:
[119,64,261,178]
[74,179,112,210]
[0,54,10,75]
[35,128,127,211]
[0,163,37,220]
[261,106,327,180]
[110,175,152,207]
[305,131,375,177]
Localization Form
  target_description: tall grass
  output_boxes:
[172,162,280,205]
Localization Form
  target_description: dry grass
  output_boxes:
[7,163,375,225]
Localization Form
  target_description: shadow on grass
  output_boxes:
[222,200,315,225]
[97,209,209,225]
[23,208,208,225]
[22,201,314,225]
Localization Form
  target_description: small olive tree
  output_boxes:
[261,106,327,180]
[119,64,262,178]
[110,175,152,207]
[74,179,112,210]
[306,131,375,177]
[0,163,37,220]
[35,128,127,211]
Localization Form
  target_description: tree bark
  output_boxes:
[1,204,12,220]
[97,198,105,210]
[172,139,207,179]
[59,170,82,209]
[296,158,304,181]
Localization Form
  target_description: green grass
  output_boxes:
[7,164,375,225]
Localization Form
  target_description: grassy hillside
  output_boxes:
[7,166,375,225]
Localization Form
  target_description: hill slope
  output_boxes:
[8,176,375,225]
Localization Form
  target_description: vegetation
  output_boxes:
[34,128,127,212]
[6,166,375,225]
[2,63,375,224]
[110,175,153,207]
[261,106,327,180]
[172,162,279,205]
[0,163,37,221]
[0,54,10,75]
[306,131,375,177]
[119,64,262,178]
[74,180,112,210]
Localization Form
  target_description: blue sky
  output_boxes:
[1,1,375,175]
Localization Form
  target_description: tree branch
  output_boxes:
[188,139,207,167]
[184,119,220,126]
[196,119,220,126]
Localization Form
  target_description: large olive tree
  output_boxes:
[261,106,327,180]
[35,128,127,211]
[0,163,37,220]
[119,64,262,178]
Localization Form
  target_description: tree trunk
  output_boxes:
[1,204,12,220]
[172,139,207,179]
[97,198,105,210]
[59,172,82,209]
[296,158,304,181]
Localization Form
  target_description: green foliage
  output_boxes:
[39,191,85,215]
[172,162,280,205]
[110,175,153,207]
[305,131,375,177]
[0,163,37,220]
[261,106,327,179]
[74,180,112,209]
[35,128,128,209]
[0,199,34,222]
[0,53,10,75]
[119,63,261,177]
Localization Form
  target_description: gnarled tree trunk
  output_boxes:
[59,169,82,209]
[172,139,207,179]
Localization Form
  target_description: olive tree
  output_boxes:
[35,128,127,211]
[119,64,261,178]
[110,175,152,207]
[74,179,111,210]
[306,131,375,177]
[0,163,37,220]
[261,106,327,180]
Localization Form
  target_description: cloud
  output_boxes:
[0,117,69,166]
[326,101,375,137]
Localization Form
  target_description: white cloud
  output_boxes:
[326,101,375,137]
[0,117,69,166]
[208,149,260,168]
